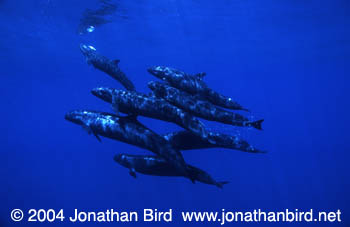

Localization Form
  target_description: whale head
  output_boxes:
[147,81,167,98]
[114,154,130,168]
[91,87,114,103]
[147,66,173,81]
[148,66,187,85]
[65,110,98,126]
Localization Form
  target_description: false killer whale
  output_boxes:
[114,154,229,188]
[80,44,135,91]
[147,66,248,111]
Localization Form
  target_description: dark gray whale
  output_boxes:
[148,81,263,130]
[65,110,188,176]
[114,154,229,188]
[91,87,210,141]
[80,44,135,91]
[77,0,117,34]
[163,130,266,153]
[147,66,248,111]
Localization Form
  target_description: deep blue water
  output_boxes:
[1,0,349,226]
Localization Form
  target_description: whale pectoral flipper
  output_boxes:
[111,96,121,116]
[82,124,102,142]
[92,131,102,142]
[187,169,196,184]
[129,168,136,178]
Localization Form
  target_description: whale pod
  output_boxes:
[65,110,189,176]
[148,81,263,130]
[91,87,210,141]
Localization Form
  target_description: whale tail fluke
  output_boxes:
[216,181,229,189]
[248,119,264,130]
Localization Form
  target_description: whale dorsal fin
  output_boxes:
[82,124,102,142]
[92,131,102,142]
[113,59,120,65]
[194,72,206,80]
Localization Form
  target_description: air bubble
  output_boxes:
[86,25,95,33]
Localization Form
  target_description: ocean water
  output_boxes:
[1,0,349,226]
